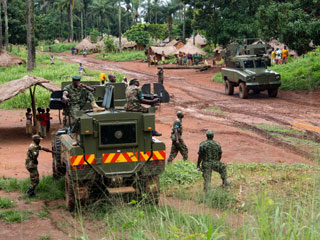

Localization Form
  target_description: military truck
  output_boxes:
[221,39,281,99]
[50,81,169,211]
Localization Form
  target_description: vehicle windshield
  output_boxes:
[255,59,266,68]
[243,60,254,68]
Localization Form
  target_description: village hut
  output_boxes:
[114,37,138,50]
[75,38,96,50]
[268,39,298,57]
[148,46,177,61]
[187,34,207,48]
[0,75,60,126]
[166,40,185,49]
[54,39,60,44]
[0,50,26,67]
[173,43,207,56]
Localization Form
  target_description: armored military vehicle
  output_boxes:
[221,39,281,99]
[49,81,169,211]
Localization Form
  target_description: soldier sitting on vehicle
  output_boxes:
[197,130,230,193]
[62,75,104,134]
[26,135,55,197]
[125,79,162,136]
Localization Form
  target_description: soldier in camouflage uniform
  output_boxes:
[157,67,164,84]
[197,130,230,193]
[125,79,159,113]
[167,111,188,163]
[62,75,104,133]
[26,135,54,197]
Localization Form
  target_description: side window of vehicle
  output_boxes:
[235,62,241,68]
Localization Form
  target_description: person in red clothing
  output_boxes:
[45,108,52,133]
[39,109,47,138]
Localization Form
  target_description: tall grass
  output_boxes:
[38,43,77,53]
[96,51,146,62]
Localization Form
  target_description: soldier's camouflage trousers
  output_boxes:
[26,166,39,191]
[202,161,227,193]
[167,139,188,163]
[125,103,148,113]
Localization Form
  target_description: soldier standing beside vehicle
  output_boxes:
[167,111,188,163]
[26,135,54,197]
[62,75,104,134]
[157,67,164,84]
[197,130,230,193]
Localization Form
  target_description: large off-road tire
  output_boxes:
[65,173,75,212]
[52,136,66,179]
[239,82,248,99]
[268,88,278,98]
[138,175,160,205]
[225,80,234,95]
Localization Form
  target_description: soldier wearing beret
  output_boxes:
[26,135,54,197]
[62,75,104,133]
[167,111,188,163]
[197,130,230,193]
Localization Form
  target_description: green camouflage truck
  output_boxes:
[221,39,281,99]
[50,82,169,211]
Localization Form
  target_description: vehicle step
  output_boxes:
[107,187,136,194]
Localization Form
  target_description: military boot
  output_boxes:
[91,101,105,112]
[222,179,231,187]
[27,188,36,197]
[152,130,162,136]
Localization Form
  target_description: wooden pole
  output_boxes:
[29,85,37,128]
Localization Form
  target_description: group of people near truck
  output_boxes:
[25,107,52,138]
[271,46,289,64]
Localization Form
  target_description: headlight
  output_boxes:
[275,75,281,80]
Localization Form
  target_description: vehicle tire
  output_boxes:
[225,80,234,95]
[239,82,248,99]
[65,173,75,212]
[52,136,66,179]
[253,90,261,94]
[268,88,278,98]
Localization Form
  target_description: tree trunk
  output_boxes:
[147,0,150,23]
[69,0,73,42]
[168,15,172,41]
[31,0,36,68]
[118,0,122,53]
[182,4,185,42]
[3,0,8,51]
[81,11,83,40]
[26,0,32,72]
[60,10,63,39]
[0,2,3,51]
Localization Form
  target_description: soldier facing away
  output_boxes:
[167,111,188,163]
[26,135,54,197]
[157,67,164,84]
[197,130,230,193]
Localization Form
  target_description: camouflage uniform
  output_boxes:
[157,69,164,84]
[167,118,188,163]
[63,84,95,132]
[125,85,148,113]
[198,139,227,192]
[25,142,41,191]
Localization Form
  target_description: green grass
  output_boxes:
[206,106,225,115]
[212,49,320,90]
[39,43,77,53]
[255,124,305,135]
[0,46,124,109]
[96,51,146,62]
[0,197,15,208]
[0,209,29,223]
[39,233,51,240]
[0,175,65,201]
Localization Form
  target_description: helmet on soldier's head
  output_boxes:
[32,134,41,141]
[206,130,214,138]
[177,111,184,118]
[129,78,138,85]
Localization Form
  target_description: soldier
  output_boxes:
[62,75,104,133]
[125,79,161,136]
[167,111,188,163]
[197,130,230,193]
[26,135,54,197]
[157,67,164,84]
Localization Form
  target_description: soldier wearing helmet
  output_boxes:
[197,130,230,193]
[167,111,188,163]
[25,135,54,197]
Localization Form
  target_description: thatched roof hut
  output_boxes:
[173,43,207,56]
[95,40,105,49]
[187,34,207,48]
[166,40,185,49]
[148,46,177,61]
[75,38,96,50]
[0,51,26,67]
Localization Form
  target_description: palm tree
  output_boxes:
[165,0,180,41]
[26,0,32,71]
[132,0,140,23]
[0,2,2,51]
[69,0,74,41]
[118,0,122,53]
